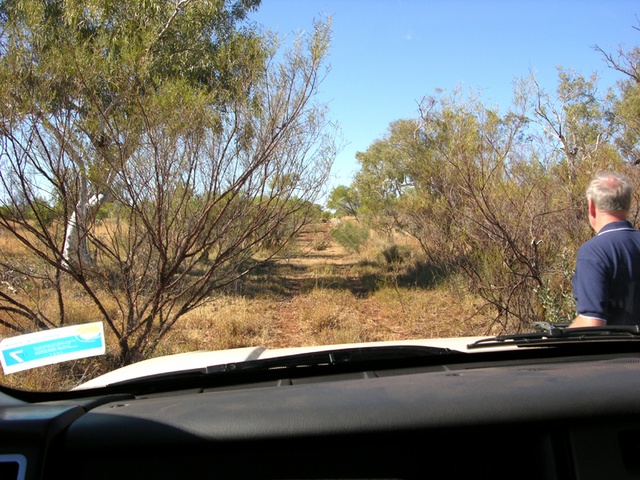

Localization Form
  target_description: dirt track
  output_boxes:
[260,223,493,348]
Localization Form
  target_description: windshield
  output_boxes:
[1,0,639,393]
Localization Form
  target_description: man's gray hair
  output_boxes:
[586,171,633,212]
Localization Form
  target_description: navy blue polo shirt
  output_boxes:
[573,220,640,325]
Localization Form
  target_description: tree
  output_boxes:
[531,68,621,190]
[326,185,360,218]
[352,84,606,332]
[0,0,268,268]
[354,119,419,202]
[0,0,336,366]
[352,119,421,235]
[595,20,640,166]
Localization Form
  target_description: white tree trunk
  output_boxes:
[62,193,106,269]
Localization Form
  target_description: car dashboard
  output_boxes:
[2,347,640,480]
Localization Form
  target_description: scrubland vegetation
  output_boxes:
[1,0,640,391]
[1,223,492,391]
[328,61,640,334]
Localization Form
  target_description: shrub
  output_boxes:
[314,239,330,251]
[330,221,370,253]
[380,244,408,264]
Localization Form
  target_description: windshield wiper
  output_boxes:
[532,321,572,331]
[107,345,463,388]
[468,325,640,350]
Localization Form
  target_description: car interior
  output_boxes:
[2,342,640,480]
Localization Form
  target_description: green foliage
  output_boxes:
[352,119,421,235]
[532,251,577,324]
[29,198,58,227]
[321,210,332,221]
[326,184,360,218]
[346,38,640,332]
[380,244,409,265]
[0,0,337,366]
[0,195,58,227]
[330,221,369,253]
[592,23,640,165]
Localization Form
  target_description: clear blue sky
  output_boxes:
[249,1,639,195]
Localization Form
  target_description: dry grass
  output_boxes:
[0,224,42,256]
[0,222,495,391]
[155,284,491,358]
[153,225,495,355]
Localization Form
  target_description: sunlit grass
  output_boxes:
[0,223,494,392]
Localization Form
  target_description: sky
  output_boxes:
[249,0,639,194]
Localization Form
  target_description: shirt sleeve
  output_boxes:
[573,255,610,323]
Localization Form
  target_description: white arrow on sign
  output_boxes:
[9,350,24,363]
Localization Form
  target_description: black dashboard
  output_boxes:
[3,348,640,479]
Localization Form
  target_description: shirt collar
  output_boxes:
[597,220,635,235]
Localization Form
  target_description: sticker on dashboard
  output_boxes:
[0,322,105,374]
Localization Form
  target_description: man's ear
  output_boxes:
[589,198,597,218]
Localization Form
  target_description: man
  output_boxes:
[570,171,640,327]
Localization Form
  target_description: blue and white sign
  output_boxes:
[0,322,105,374]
